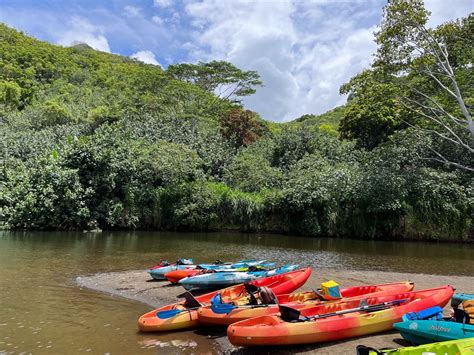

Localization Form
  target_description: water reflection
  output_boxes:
[0,231,472,353]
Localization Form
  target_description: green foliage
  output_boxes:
[0,23,471,241]
[224,141,283,192]
[0,81,21,107]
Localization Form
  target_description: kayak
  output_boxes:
[137,267,311,332]
[452,293,474,306]
[227,285,454,346]
[394,319,474,345]
[165,261,275,284]
[148,259,267,280]
[356,338,474,355]
[148,264,196,280]
[198,281,415,326]
[179,265,299,291]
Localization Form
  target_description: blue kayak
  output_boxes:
[179,264,299,291]
[394,320,474,345]
[148,259,268,280]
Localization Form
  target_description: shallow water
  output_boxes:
[0,231,472,353]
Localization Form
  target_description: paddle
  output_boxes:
[156,292,203,319]
[156,306,201,319]
[211,302,272,314]
[279,298,409,322]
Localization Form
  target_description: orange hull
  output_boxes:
[198,281,414,326]
[227,285,454,346]
[165,269,201,283]
[138,268,311,332]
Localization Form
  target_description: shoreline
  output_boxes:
[3,229,473,244]
[76,268,474,354]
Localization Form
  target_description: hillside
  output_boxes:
[0,23,472,241]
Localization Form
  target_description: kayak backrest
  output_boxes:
[244,283,259,305]
[182,292,201,308]
[454,308,471,324]
[259,287,277,305]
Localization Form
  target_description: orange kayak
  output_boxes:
[198,281,414,326]
[227,285,454,346]
[138,268,311,332]
[165,268,202,283]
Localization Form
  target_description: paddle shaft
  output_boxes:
[303,299,407,321]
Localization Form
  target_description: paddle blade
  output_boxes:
[211,303,236,315]
[279,305,301,322]
[156,309,182,319]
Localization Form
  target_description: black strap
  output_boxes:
[356,345,384,355]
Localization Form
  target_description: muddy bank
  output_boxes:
[76,269,474,354]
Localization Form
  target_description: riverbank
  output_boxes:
[76,268,474,354]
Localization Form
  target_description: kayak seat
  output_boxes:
[182,292,201,309]
[244,283,259,305]
[259,287,277,305]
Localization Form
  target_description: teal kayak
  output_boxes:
[148,259,269,280]
[394,319,474,345]
[179,264,299,291]
[452,293,474,307]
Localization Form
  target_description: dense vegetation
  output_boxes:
[0,1,472,241]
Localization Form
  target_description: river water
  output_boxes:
[0,231,472,354]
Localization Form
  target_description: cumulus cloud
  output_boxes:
[184,0,472,121]
[152,15,164,25]
[57,16,110,52]
[124,5,141,17]
[131,50,160,66]
[154,0,172,8]
[425,0,473,26]
[184,0,378,121]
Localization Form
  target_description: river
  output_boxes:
[0,231,472,353]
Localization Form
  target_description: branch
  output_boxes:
[401,101,474,154]
[424,145,474,172]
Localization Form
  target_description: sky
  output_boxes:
[0,1,472,121]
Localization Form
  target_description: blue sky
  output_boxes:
[0,0,472,121]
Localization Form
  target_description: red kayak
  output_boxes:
[198,281,414,326]
[227,285,454,346]
[138,267,311,332]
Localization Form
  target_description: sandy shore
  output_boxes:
[76,269,474,354]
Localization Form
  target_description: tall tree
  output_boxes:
[374,0,473,171]
[167,61,263,103]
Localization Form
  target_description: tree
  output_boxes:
[167,60,263,103]
[220,108,266,147]
[375,0,473,171]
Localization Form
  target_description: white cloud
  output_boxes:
[152,15,164,25]
[183,0,472,121]
[57,16,110,52]
[154,0,172,8]
[184,0,377,121]
[131,50,160,66]
[425,0,473,27]
[124,5,141,17]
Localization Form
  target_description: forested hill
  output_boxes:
[0,5,472,242]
